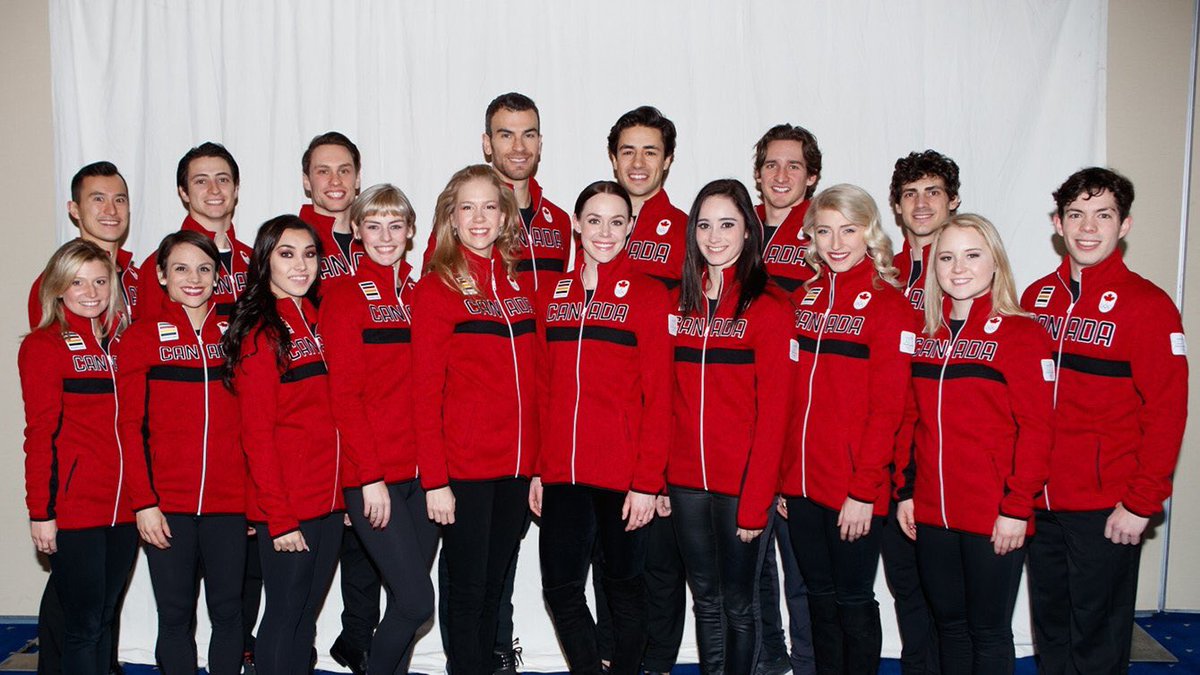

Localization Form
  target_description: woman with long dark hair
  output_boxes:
[668,179,793,673]
[530,180,672,674]
[20,239,136,675]
[222,215,342,673]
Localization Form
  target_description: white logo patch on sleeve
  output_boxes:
[790,338,800,362]
[899,331,916,354]
[1041,359,1057,382]
[668,314,679,336]
[553,278,572,299]
[1171,332,1188,356]
[157,322,179,342]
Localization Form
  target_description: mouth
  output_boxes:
[288,275,310,285]
[1073,239,1103,252]
[949,277,973,287]
[372,244,398,255]
[704,244,729,255]
[77,299,103,308]
[825,251,850,263]
[627,172,649,182]
[97,218,122,228]
[324,190,347,200]
[910,210,936,222]
[181,286,206,297]
[467,227,492,237]
[770,185,792,194]
[590,240,617,253]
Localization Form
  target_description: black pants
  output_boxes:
[254,513,343,675]
[1028,509,1141,675]
[242,527,263,655]
[144,514,246,675]
[50,524,138,675]
[337,520,382,653]
[539,484,648,675]
[442,477,530,675]
[642,507,687,673]
[671,486,768,675]
[345,480,439,674]
[760,513,817,674]
[882,501,940,674]
[786,497,884,675]
[916,525,1024,675]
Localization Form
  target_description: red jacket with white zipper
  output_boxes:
[898,294,1054,536]
[536,252,673,494]
[667,267,795,529]
[19,309,132,530]
[236,298,342,538]
[138,216,252,320]
[625,189,688,285]
[114,297,244,515]
[319,258,419,488]
[412,247,539,489]
[28,247,140,328]
[757,201,814,293]
[781,258,915,516]
[893,240,932,312]
[299,204,363,284]
[1021,252,1188,517]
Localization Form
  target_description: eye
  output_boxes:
[199,264,214,274]
[173,264,187,272]
[764,161,777,169]
[95,278,107,286]
[485,203,498,210]
[720,220,737,229]
[697,221,710,230]
[815,227,829,236]
[967,252,981,259]
[317,168,328,175]
[929,188,942,196]
[279,250,292,258]
[305,249,318,258]
[938,254,953,263]
[587,216,600,225]
[71,278,83,286]
[115,196,128,204]
[219,176,231,184]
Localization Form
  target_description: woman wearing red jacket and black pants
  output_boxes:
[116,231,246,674]
[20,240,136,675]
[320,184,438,673]
[222,215,343,674]
[668,179,793,673]
[529,181,672,674]
[895,214,1053,674]
[413,164,538,675]
[780,184,914,675]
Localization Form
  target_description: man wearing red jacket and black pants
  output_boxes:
[1022,167,1188,675]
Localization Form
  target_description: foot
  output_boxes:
[492,638,524,674]
[329,635,369,675]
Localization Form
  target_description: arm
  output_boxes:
[411,279,454,490]
[631,282,673,495]
[238,330,300,539]
[18,333,63,523]
[135,253,166,321]
[113,327,160,512]
[27,276,42,330]
[891,379,919,502]
[997,325,1055,523]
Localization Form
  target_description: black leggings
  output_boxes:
[345,480,439,674]
[254,513,343,674]
[442,477,530,675]
[50,524,138,675]
[915,525,1024,675]
[144,513,246,675]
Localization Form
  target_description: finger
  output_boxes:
[380,503,392,529]
[1104,521,1115,541]
[162,520,173,540]
[621,499,632,522]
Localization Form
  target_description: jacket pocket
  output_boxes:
[63,457,79,495]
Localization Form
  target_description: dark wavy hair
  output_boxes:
[222,215,323,391]
[176,141,240,191]
[607,106,677,160]
[753,124,822,200]
[679,179,768,319]
[888,150,960,207]
[1053,167,1135,221]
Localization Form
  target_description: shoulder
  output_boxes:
[320,276,362,307]
[995,314,1052,349]
[1020,271,1060,304]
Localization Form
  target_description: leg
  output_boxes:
[255,517,335,674]
[960,531,1024,675]
[774,514,816,675]
[1028,510,1069,675]
[293,515,344,673]
[713,493,769,674]
[882,501,939,675]
[642,510,687,674]
[593,543,614,666]
[670,487,724,675]
[786,498,841,675]
[757,519,791,674]
[145,515,202,674]
[52,527,113,675]
[539,484,602,674]
[100,526,138,675]
[828,514,884,675]
[478,479,532,671]
[37,573,64,675]
[241,527,263,662]
[914,526,971,675]
[442,480,498,675]
[595,489,648,675]
[198,515,247,675]
[334,522,380,671]
[493,503,533,673]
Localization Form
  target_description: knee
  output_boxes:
[543,581,587,613]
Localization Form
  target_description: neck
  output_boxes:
[764,202,796,228]
[705,265,727,299]
[949,297,972,321]
[191,212,233,249]
[314,204,353,234]
[907,230,936,251]
[80,235,119,257]
[182,303,208,330]
[506,175,531,209]
[89,317,103,339]
[581,257,600,290]
[1069,259,1087,281]
[631,187,660,218]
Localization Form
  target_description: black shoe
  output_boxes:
[492,638,523,674]
[754,655,792,675]
[330,635,369,675]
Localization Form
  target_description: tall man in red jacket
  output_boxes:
[1022,167,1188,675]
[298,131,362,283]
[755,123,821,293]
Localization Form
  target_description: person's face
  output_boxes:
[1053,189,1130,273]
[894,175,960,239]
[353,212,412,268]
[934,226,995,303]
[482,108,542,182]
[303,144,360,215]
[157,243,216,310]
[811,208,868,273]
[755,140,816,211]
[61,259,111,319]
[609,125,673,201]
[452,177,503,258]
[178,156,239,222]
[695,195,748,271]
[268,228,319,299]
[68,174,130,246]
[574,194,631,267]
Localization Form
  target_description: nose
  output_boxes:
[379,226,393,242]
[83,281,99,298]
[100,198,117,215]
[830,230,844,250]
[329,172,342,186]
[915,191,929,208]
[951,256,967,273]
[207,179,221,195]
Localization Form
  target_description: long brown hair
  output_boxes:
[426,164,522,292]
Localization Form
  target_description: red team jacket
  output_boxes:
[893,240,931,312]
[299,204,363,283]
[668,267,794,530]
[898,295,1054,536]
[780,259,915,516]
[237,298,343,538]
[412,248,539,490]
[536,253,673,494]
[138,216,252,320]
[319,258,419,487]
[1021,252,1188,517]
[19,310,132,530]
[757,202,814,293]
[28,247,140,328]
[115,297,245,515]
[625,189,688,285]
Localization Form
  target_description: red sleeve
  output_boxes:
[238,330,300,538]
[630,282,673,495]
[892,384,918,501]
[421,230,436,274]
[19,332,62,522]
[27,276,42,330]
[412,279,454,489]
[997,324,1055,521]
[113,327,158,511]
[532,285,551,478]
[319,289,386,486]
[136,253,166,321]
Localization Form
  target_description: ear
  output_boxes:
[177,185,190,207]
[609,152,620,177]
[805,173,818,188]
[949,194,962,212]
[482,132,493,160]
[67,200,81,224]
[302,173,313,197]
[572,214,582,235]
[350,221,361,240]
[1052,213,1065,238]
[663,154,674,173]
[1118,215,1132,240]
[156,266,169,287]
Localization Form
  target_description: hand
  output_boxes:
[897,499,917,541]
[623,491,656,531]
[776,496,789,520]
[992,515,1027,555]
[655,494,672,518]
[838,497,874,542]
[737,527,764,543]
[1105,502,1150,545]
[362,481,392,529]
[30,520,57,555]
[273,531,309,552]
[426,486,456,526]
[136,507,172,549]
[528,477,543,517]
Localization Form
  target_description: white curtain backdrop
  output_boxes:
[48,1,1106,671]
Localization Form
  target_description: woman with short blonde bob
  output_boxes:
[895,215,1053,674]
[779,184,914,674]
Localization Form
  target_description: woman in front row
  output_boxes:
[116,231,246,674]
[223,216,343,673]
[669,179,794,673]
[780,184,913,675]
[896,214,1053,675]
[531,180,672,674]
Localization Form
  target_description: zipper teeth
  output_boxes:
[698,276,723,492]
[106,335,123,527]
[937,327,956,529]
[197,307,213,515]
[570,276,588,484]
[799,273,835,497]
[1046,272,1075,511]
[491,260,523,476]
[527,194,541,291]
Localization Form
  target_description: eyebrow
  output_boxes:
[496,126,539,135]
[619,143,662,151]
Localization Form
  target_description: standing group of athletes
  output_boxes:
[19,90,1188,675]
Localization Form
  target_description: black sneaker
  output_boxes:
[492,638,523,674]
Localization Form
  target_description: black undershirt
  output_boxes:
[908,258,924,288]
[707,297,719,317]
[219,250,233,275]
[584,289,595,305]
[333,230,354,257]
[1069,279,1081,302]
[948,318,966,337]
[764,224,779,244]
[519,206,535,227]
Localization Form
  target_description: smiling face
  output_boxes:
[695,195,747,271]
[303,144,360,216]
[157,242,216,310]
[268,228,319,299]
[354,211,412,267]
[574,193,632,267]
[61,259,111,319]
[452,177,503,258]
[934,225,995,305]
[894,175,960,244]
[610,125,672,203]
[1054,189,1130,279]
[179,156,239,226]
[482,108,542,182]
[68,174,130,248]
[811,208,867,273]
[755,139,816,212]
